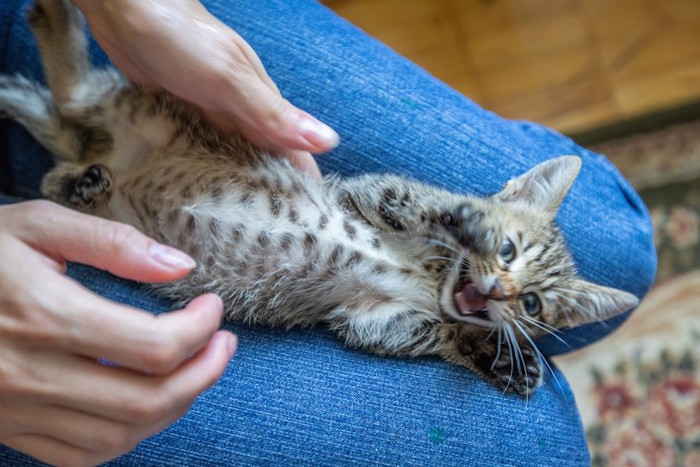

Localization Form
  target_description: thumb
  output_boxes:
[194,18,340,155]
[16,201,195,283]
[255,94,339,154]
[209,80,339,156]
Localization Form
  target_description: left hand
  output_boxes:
[74,0,339,178]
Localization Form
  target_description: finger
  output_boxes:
[15,201,195,283]
[228,29,282,96]
[40,330,236,424]
[221,27,340,153]
[3,403,135,458]
[5,400,188,457]
[234,84,339,154]
[205,111,322,178]
[50,289,226,375]
[171,11,339,154]
[284,150,323,179]
[2,239,214,368]
[1,434,99,467]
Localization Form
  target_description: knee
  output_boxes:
[569,150,657,299]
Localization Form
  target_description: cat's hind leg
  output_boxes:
[41,163,114,209]
[28,0,89,110]
[0,75,82,160]
[21,0,123,209]
[0,1,123,164]
[27,0,126,123]
[0,73,117,209]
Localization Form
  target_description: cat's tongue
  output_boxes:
[455,284,488,314]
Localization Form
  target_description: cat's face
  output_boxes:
[440,204,583,338]
[438,156,639,339]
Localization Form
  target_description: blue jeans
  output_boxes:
[0,0,656,464]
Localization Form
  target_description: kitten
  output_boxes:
[0,0,639,396]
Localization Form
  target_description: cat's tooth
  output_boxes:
[454,291,470,315]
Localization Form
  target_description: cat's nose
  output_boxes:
[488,279,505,301]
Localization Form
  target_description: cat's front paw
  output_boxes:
[443,202,504,257]
[443,324,543,397]
[41,163,113,208]
[486,343,542,397]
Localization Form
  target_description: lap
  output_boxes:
[0,0,654,463]
[0,241,589,465]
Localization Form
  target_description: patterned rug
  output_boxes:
[555,119,700,466]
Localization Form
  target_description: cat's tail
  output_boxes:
[0,74,82,161]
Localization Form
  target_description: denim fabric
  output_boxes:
[0,0,656,464]
[0,255,588,466]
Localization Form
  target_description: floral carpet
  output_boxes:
[555,119,700,467]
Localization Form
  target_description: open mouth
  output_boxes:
[453,279,490,321]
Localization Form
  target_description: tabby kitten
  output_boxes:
[0,0,639,396]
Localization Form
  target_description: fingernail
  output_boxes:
[297,115,339,149]
[149,243,197,270]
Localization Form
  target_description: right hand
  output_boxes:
[0,200,236,466]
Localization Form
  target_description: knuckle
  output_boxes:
[8,200,57,225]
[0,296,63,348]
[124,392,173,425]
[101,223,143,254]
[260,98,288,128]
[142,335,181,374]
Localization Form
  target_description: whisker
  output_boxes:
[514,319,567,399]
[491,325,504,371]
[507,321,530,402]
[520,315,561,335]
[501,322,516,395]
[485,326,497,341]
[520,316,572,349]
[510,322,534,404]
[507,322,528,396]
[552,288,613,330]
[422,255,458,263]
[505,322,523,375]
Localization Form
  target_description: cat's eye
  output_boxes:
[521,293,541,315]
[499,238,516,263]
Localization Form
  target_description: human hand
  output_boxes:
[0,201,236,466]
[73,0,339,178]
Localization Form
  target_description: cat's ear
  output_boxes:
[556,279,639,328]
[495,156,582,219]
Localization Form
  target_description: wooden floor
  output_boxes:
[324,0,700,135]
